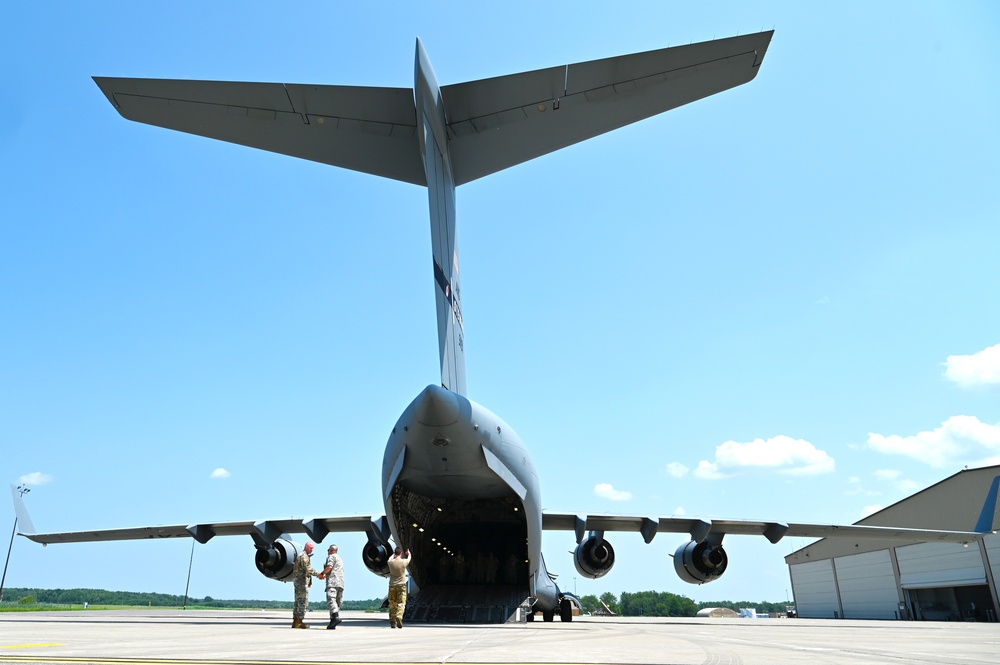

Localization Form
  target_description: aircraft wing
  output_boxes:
[443,31,773,185]
[542,513,991,546]
[544,475,1000,546]
[15,517,377,545]
[12,486,379,546]
[92,77,426,185]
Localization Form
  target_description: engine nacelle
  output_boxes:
[362,539,390,578]
[574,534,615,579]
[673,540,728,584]
[254,538,300,582]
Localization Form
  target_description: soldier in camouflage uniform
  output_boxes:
[387,547,411,628]
[319,543,345,629]
[291,541,319,628]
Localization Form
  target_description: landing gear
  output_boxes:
[560,598,573,622]
[542,608,555,622]
[526,610,535,622]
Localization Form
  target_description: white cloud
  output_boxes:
[867,416,1000,468]
[665,462,689,478]
[692,435,835,479]
[593,483,631,501]
[693,460,726,479]
[871,468,919,494]
[210,468,231,479]
[944,343,1000,388]
[861,504,883,518]
[672,506,686,516]
[845,475,881,497]
[18,472,54,486]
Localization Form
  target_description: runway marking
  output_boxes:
[1,645,63,649]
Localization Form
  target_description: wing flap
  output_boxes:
[443,31,773,185]
[93,77,425,185]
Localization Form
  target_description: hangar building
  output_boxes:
[785,465,999,621]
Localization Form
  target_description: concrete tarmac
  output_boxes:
[1,610,997,665]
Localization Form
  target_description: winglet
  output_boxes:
[974,475,1000,534]
[10,485,37,536]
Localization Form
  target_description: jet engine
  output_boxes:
[254,538,300,582]
[573,533,615,579]
[362,539,390,578]
[673,540,728,584]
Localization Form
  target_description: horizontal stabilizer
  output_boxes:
[93,77,425,185]
[444,31,773,184]
[93,31,773,188]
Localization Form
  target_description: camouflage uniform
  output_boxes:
[292,550,317,625]
[387,551,411,628]
[324,552,345,615]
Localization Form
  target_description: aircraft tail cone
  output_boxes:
[414,384,461,428]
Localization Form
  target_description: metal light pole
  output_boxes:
[1,485,31,604]
[183,539,195,610]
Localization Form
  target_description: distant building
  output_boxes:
[697,607,738,618]
[785,465,999,621]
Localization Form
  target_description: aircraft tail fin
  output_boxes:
[416,38,466,395]
[974,475,1000,534]
[10,485,37,537]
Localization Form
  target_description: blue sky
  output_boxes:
[3,2,999,605]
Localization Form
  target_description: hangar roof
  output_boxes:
[785,465,1000,563]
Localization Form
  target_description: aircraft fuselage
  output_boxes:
[382,385,559,611]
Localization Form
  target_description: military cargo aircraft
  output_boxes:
[14,31,994,623]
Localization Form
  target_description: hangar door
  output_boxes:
[833,550,899,620]
[789,559,840,618]
[896,541,995,621]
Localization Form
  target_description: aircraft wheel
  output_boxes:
[543,609,555,622]
[526,610,534,622]
[560,598,573,622]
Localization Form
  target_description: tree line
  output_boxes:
[0,588,383,611]
[3,587,788,617]
[579,591,788,617]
